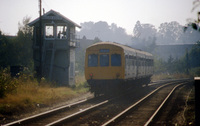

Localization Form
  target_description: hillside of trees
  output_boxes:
[78,20,200,46]
[0,15,200,77]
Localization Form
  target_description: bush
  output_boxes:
[189,67,200,77]
[0,68,18,98]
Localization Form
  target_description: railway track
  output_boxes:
[2,96,108,126]
[2,79,192,126]
[103,80,192,126]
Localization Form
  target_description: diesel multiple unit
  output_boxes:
[85,42,153,96]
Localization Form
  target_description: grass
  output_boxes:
[184,88,195,125]
[0,72,89,117]
[0,85,76,114]
[151,73,192,82]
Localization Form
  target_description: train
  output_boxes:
[85,42,154,96]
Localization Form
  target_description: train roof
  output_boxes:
[87,42,153,57]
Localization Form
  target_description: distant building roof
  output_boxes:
[28,9,81,28]
[156,43,196,46]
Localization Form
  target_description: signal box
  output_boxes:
[29,10,81,86]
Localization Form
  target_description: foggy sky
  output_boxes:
[0,0,198,35]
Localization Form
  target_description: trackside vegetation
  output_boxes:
[0,68,88,117]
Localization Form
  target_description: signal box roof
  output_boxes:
[28,9,81,28]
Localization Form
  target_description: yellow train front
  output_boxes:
[85,42,153,96]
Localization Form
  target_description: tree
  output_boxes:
[157,21,183,44]
[181,25,200,43]
[78,21,132,44]
[183,0,200,44]
[188,46,200,68]
[15,16,33,68]
[93,37,101,43]
[133,21,157,40]
[146,38,156,53]
[184,0,200,36]
[18,16,33,36]
[0,32,12,67]
[0,16,33,69]
[132,21,157,52]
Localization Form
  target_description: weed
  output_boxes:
[152,73,191,81]
[0,72,89,116]
[0,68,18,98]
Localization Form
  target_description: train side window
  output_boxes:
[100,54,109,66]
[88,54,98,67]
[111,54,121,66]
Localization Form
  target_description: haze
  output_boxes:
[0,0,197,35]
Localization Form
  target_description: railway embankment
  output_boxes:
[0,71,90,124]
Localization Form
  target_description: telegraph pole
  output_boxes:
[39,0,42,82]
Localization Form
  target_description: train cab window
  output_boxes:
[100,54,109,66]
[111,54,121,66]
[88,54,98,67]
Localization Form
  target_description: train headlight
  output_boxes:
[89,73,94,79]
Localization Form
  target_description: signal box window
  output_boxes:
[45,25,54,38]
[100,54,109,66]
[111,54,121,66]
[88,54,98,67]
[57,26,67,39]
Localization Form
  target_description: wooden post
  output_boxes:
[39,0,42,82]
[195,77,200,126]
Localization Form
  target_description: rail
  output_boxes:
[144,83,184,126]
[2,99,87,126]
[46,100,108,126]
[102,81,187,126]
